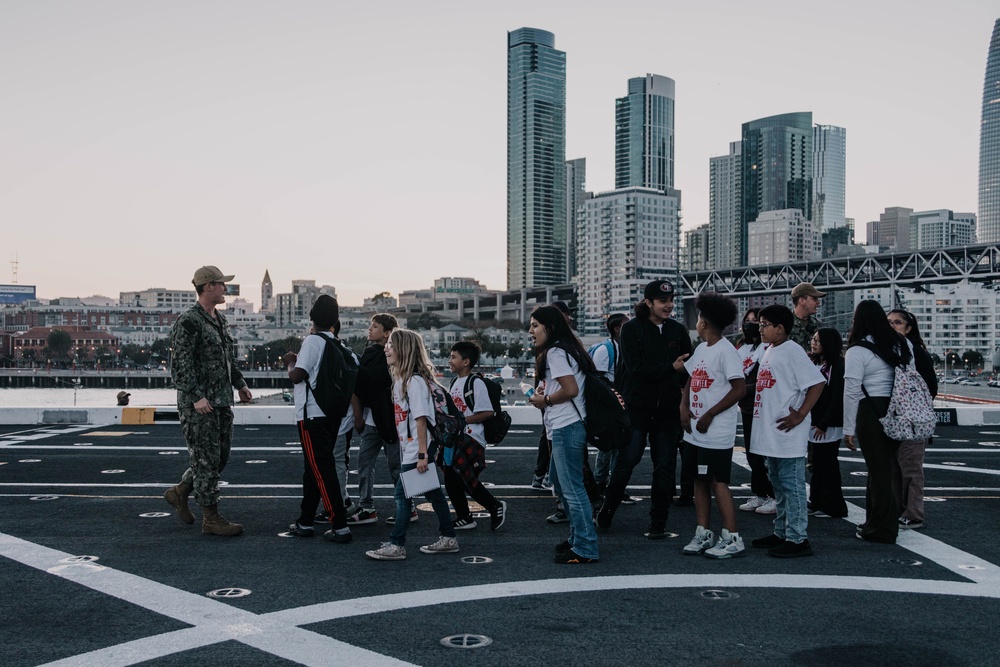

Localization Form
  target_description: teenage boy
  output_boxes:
[591,313,629,497]
[679,293,746,558]
[749,304,826,558]
[351,313,404,526]
[596,279,692,539]
[280,295,353,544]
[446,341,507,531]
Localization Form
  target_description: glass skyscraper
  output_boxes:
[507,28,567,289]
[741,112,813,265]
[813,125,846,233]
[615,74,675,191]
[979,18,1000,243]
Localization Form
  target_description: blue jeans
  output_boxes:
[550,421,599,560]
[356,424,401,508]
[765,456,808,543]
[389,462,454,546]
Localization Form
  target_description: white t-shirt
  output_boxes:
[541,347,586,438]
[842,336,915,436]
[292,332,333,422]
[749,341,826,458]
[393,376,436,465]
[450,375,493,446]
[591,339,619,384]
[737,342,767,378]
[683,338,744,449]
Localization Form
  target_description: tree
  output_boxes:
[962,350,984,370]
[945,351,961,368]
[46,330,72,361]
[343,335,368,356]
[507,341,524,360]
[371,291,394,310]
[409,312,443,330]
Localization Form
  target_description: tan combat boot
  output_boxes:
[202,503,244,536]
[163,482,195,525]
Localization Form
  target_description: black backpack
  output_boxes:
[452,373,512,445]
[553,342,632,452]
[305,334,358,422]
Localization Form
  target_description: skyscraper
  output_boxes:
[615,74,675,192]
[741,112,813,266]
[979,18,1000,242]
[507,28,567,289]
[709,141,742,270]
[565,158,588,280]
[813,125,846,233]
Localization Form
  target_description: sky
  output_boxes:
[2,1,997,308]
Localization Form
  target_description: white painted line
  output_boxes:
[839,457,1000,476]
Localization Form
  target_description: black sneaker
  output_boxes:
[768,539,813,558]
[314,512,331,524]
[673,496,694,507]
[621,494,638,505]
[453,517,478,530]
[553,548,599,564]
[490,500,507,531]
[644,523,667,540]
[898,517,924,530]
[554,539,573,553]
[751,533,784,549]
[323,529,353,544]
[287,521,315,537]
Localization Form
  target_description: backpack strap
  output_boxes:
[464,375,477,412]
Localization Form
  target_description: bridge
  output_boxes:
[679,243,1000,298]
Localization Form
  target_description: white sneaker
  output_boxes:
[419,536,460,554]
[739,496,767,512]
[755,498,777,515]
[705,529,746,559]
[682,526,715,555]
[365,542,406,561]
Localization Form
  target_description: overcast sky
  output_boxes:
[2,1,997,308]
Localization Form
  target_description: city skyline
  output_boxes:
[2,2,996,306]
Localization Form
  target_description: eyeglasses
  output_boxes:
[759,322,776,329]
[888,319,907,326]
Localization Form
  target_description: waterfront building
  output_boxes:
[980,18,1000,242]
[507,27,567,289]
[813,125,847,233]
[615,74,675,192]
[566,158,588,280]
[576,187,681,337]
[708,141,742,270]
[118,288,196,311]
[433,277,491,295]
[747,209,820,266]
[741,112,813,266]
[12,327,121,364]
[274,280,337,327]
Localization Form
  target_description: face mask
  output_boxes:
[743,322,760,339]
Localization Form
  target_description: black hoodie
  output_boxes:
[356,343,397,443]
[616,315,692,417]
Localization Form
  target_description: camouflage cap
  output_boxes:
[192,266,235,287]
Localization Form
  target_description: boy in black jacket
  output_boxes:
[596,280,692,539]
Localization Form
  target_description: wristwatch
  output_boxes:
[417,453,426,460]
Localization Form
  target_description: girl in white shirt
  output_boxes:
[364,329,457,561]
[527,305,599,564]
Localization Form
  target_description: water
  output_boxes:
[0,387,281,408]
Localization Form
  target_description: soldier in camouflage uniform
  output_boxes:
[789,282,825,354]
[163,265,252,536]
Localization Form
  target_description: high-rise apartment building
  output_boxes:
[576,187,681,336]
[615,74,675,192]
[682,224,710,272]
[908,210,977,250]
[747,209,821,265]
[708,141,742,270]
[507,27,567,289]
[813,125,846,233]
[979,19,1000,242]
[741,112,813,266]
[566,158,588,280]
[866,206,913,250]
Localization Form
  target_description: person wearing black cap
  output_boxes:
[116,391,130,406]
[596,279,693,538]
[163,265,252,537]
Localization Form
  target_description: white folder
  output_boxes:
[400,462,440,498]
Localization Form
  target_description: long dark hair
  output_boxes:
[810,327,843,366]
[847,300,911,365]
[888,309,928,350]
[736,307,761,347]
[531,305,595,380]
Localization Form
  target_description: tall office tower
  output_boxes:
[565,158,588,280]
[908,210,977,250]
[980,19,1000,242]
[813,125,847,233]
[507,28,567,289]
[867,206,913,250]
[747,209,821,265]
[682,224,710,272]
[576,187,681,336]
[708,141,742,269]
[261,269,272,313]
[615,74,676,192]
[741,112,813,265]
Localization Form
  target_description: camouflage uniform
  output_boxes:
[171,303,247,506]
[790,313,822,354]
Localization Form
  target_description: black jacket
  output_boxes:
[913,346,938,398]
[810,357,845,430]
[357,343,397,443]
[616,315,692,416]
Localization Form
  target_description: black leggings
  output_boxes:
[443,464,499,521]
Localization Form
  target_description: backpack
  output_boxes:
[587,339,615,373]
[452,373,512,445]
[424,378,467,456]
[306,334,358,422]
[857,341,936,441]
[552,343,631,451]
